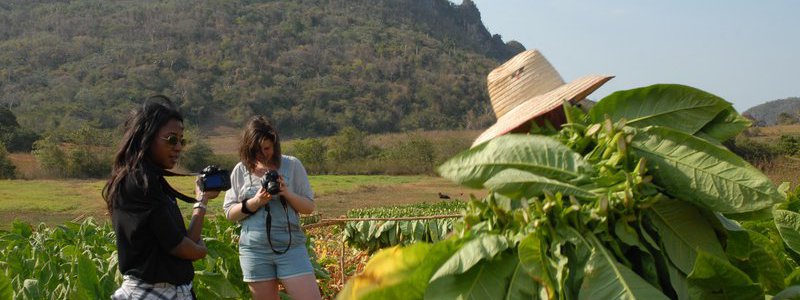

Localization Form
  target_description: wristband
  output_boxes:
[192,202,207,211]
[241,198,255,215]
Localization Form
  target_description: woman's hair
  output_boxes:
[239,115,282,172]
[102,95,184,214]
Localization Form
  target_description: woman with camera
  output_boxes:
[103,96,219,299]
[223,115,321,300]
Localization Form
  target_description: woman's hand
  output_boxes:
[252,186,273,207]
[194,179,220,204]
[277,175,290,196]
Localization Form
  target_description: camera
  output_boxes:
[261,170,281,195]
[198,165,231,192]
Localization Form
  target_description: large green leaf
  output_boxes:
[338,243,433,300]
[72,253,100,300]
[485,169,597,200]
[0,270,11,300]
[666,261,691,300]
[425,252,520,300]
[647,199,726,274]
[774,209,800,256]
[438,134,593,189]
[630,126,783,213]
[195,271,240,299]
[697,107,751,143]
[687,251,764,300]
[579,234,669,300]
[518,231,554,297]
[589,84,730,134]
[430,234,509,282]
[338,238,466,300]
[506,262,540,300]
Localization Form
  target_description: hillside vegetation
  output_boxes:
[744,97,800,126]
[0,0,523,138]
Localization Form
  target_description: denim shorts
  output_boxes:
[239,230,314,282]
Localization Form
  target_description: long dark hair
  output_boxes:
[239,115,282,172]
[102,95,184,214]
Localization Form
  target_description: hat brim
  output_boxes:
[472,75,614,147]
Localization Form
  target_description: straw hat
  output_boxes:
[472,50,613,147]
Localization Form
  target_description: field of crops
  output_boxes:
[0,201,468,299]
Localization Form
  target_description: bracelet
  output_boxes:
[192,202,207,211]
[241,198,255,215]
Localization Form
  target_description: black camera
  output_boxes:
[198,165,231,192]
[261,170,281,195]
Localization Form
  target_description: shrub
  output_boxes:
[327,127,374,164]
[180,139,216,173]
[380,134,436,174]
[66,147,110,178]
[32,137,68,178]
[289,137,327,174]
[778,135,800,156]
[0,143,16,179]
[725,137,780,169]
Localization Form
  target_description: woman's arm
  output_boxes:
[226,187,271,222]
[170,237,207,261]
[279,188,315,214]
[278,158,315,215]
[173,185,220,261]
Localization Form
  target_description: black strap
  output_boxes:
[158,176,198,203]
[265,198,292,255]
[241,198,255,215]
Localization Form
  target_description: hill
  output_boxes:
[0,0,524,138]
[743,97,800,126]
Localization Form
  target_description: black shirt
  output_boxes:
[112,162,193,285]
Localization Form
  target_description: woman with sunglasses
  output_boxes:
[103,95,219,299]
[223,116,321,300]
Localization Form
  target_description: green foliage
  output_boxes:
[32,136,68,178]
[0,106,39,152]
[779,135,800,156]
[289,138,328,174]
[778,113,799,125]
[343,201,466,252]
[341,84,792,299]
[65,146,110,178]
[725,137,781,167]
[0,0,519,138]
[0,143,16,179]
[327,127,376,164]
[180,139,216,173]
[380,134,436,174]
[0,216,330,299]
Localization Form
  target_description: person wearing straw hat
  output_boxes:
[472,49,614,147]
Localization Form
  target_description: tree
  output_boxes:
[777,112,798,125]
[180,140,216,173]
[0,143,16,179]
[327,127,373,163]
[289,137,327,174]
[32,137,68,178]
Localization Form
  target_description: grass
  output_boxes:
[0,179,106,212]
[0,174,456,229]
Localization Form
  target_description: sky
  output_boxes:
[458,0,800,112]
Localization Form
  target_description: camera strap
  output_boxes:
[161,170,200,203]
[265,199,292,255]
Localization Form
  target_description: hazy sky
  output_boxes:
[459,0,799,112]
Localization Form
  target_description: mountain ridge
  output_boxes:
[0,0,524,138]
[743,97,800,126]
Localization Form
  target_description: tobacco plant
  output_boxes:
[339,84,800,300]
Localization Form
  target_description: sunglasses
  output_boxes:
[160,135,188,147]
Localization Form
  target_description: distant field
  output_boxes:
[0,175,478,229]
